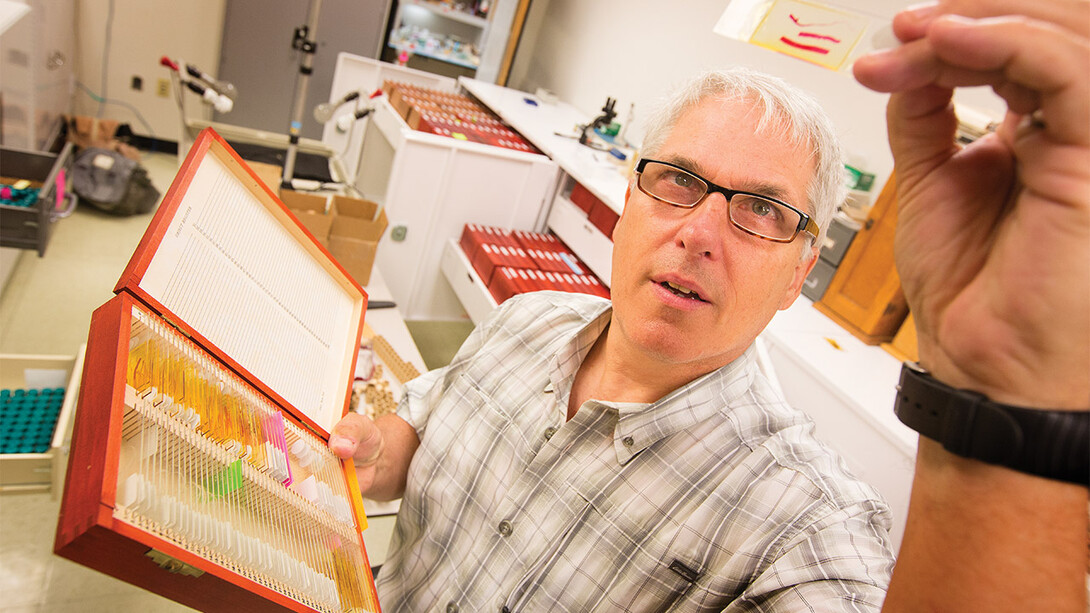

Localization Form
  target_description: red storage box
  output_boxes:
[472,244,535,286]
[588,199,620,239]
[569,181,603,215]
[487,267,519,304]
[459,223,490,261]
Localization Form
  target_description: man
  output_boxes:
[334,0,1088,610]
[336,70,896,610]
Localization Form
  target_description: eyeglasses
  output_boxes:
[635,158,818,243]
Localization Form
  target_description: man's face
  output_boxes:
[609,96,819,376]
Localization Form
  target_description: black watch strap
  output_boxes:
[894,362,1089,486]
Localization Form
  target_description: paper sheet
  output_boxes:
[140,153,357,431]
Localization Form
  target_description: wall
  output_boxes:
[510,0,1007,198]
[75,0,226,144]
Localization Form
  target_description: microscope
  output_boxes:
[578,97,617,147]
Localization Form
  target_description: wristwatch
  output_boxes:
[894,362,1089,486]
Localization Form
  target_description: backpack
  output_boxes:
[71,148,159,215]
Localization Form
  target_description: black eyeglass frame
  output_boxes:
[634,158,819,244]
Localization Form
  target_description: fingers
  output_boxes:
[328,412,384,466]
[934,16,1088,142]
[882,86,960,179]
[856,10,1090,146]
[891,0,1090,43]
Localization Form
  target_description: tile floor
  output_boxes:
[1,151,200,612]
[0,150,470,611]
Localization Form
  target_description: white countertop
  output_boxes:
[765,296,916,453]
[459,77,630,215]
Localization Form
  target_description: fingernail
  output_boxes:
[330,435,355,452]
[903,2,938,21]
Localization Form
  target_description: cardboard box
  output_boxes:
[279,189,332,246]
[328,195,388,285]
[249,161,283,192]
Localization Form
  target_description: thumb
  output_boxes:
[329,412,384,466]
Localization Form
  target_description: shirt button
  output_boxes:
[622,436,634,447]
[447,603,459,613]
[544,426,557,440]
[501,607,511,613]
[498,519,513,536]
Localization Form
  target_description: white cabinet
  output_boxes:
[545,185,615,286]
[323,52,457,182]
[435,79,627,325]
[357,96,558,321]
[440,238,497,324]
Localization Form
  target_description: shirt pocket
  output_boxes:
[543,486,717,612]
[407,372,531,529]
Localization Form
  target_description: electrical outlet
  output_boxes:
[156,78,170,98]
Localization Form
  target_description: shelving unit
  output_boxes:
[384,0,489,77]
[402,0,488,28]
[433,78,626,325]
[544,184,615,285]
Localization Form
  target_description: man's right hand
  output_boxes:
[330,412,386,491]
[329,412,419,501]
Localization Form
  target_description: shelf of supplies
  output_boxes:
[387,43,480,70]
[401,0,489,28]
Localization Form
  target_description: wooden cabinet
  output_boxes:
[815,174,908,344]
[882,312,919,363]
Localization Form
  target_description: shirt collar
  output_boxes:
[544,301,611,415]
[543,301,761,464]
[606,346,758,464]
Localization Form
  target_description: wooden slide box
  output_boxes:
[54,129,382,613]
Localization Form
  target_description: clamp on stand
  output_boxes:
[281,0,323,190]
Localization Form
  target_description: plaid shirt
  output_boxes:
[379,292,894,612]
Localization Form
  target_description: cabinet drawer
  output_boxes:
[440,239,498,324]
[546,195,613,287]
[0,143,77,256]
[0,345,85,496]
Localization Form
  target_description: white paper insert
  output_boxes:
[140,152,357,432]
